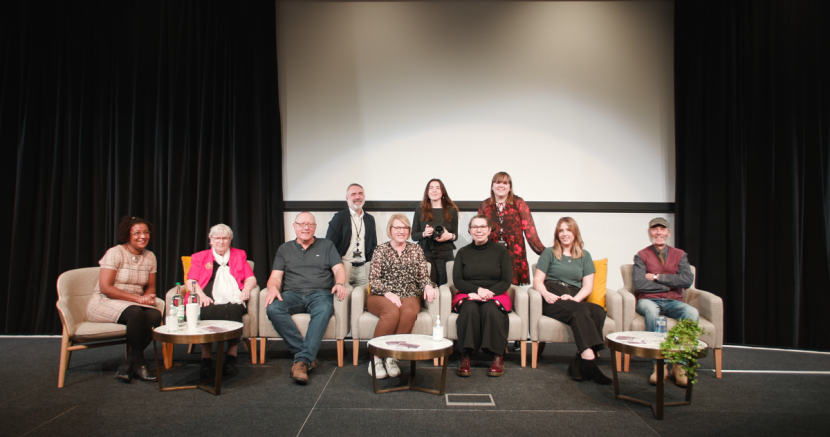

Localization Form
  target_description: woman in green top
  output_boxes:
[532,217,611,385]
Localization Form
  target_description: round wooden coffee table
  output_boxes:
[367,334,453,395]
[152,320,243,395]
[606,331,708,420]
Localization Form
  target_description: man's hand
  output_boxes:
[332,283,347,301]
[265,286,283,305]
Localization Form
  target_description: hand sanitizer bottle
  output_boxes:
[433,316,443,341]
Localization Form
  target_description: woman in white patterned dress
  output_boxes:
[86,216,161,383]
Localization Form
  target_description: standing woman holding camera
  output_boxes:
[412,179,459,286]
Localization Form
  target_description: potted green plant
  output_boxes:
[660,319,706,384]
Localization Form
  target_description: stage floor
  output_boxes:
[2,338,828,436]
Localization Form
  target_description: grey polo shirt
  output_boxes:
[272,238,343,292]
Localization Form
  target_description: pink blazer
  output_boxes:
[187,247,254,290]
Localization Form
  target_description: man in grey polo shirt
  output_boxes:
[265,212,347,385]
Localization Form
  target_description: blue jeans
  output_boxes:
[266,290,334,364]
[636,298,699,332]
[636,298,699,365]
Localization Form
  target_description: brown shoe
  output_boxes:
[488,355,504,377]
[291,362,309,385]
[648,363,668,385]
[457,352,471,377]
[308,359,320,372]
[672,363,689,387]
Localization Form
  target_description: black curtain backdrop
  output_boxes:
[0,1,284,334]
[676,0,830,350]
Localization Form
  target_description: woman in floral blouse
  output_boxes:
[366,213,437,379]
[478,172,545,286]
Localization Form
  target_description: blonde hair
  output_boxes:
[386,213,411,239]
[552,217,585,260]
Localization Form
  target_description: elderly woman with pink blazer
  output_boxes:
[186,224,257,379]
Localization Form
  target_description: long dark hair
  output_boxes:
[419,178,457,222]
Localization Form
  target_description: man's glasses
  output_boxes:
[294,222,317,229]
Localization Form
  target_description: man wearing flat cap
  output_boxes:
[633,217,698,386]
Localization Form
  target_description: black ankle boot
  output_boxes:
[581,358,612,385]
[115,361,133,383]
[567,353,583,381]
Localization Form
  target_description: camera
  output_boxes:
[432,225,445,239]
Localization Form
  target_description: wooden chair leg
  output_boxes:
[163,342,174,369]
[260,338,266,364]
[353,339,360,366]
[615,351,622,371]
[531,341,538,369]
[433,358,439,367]
[241,339,251,352]
[520,340,527,367]
[624,353,630,372]
[250,338,257,364]
[715,348,722,378]
[337,339,344,367]
[58,332,71,388]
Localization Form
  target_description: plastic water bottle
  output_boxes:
[433,317,443,341]
[656,316,668,334]
[173,282,185,326]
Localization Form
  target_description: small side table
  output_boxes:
[152,321,243,396]
[367,334,453,395]
[605,331,707,420]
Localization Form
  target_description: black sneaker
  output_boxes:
[200,358,215,379]
[222,355,239,376]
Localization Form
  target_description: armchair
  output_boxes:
[439,261,529,367]
[528,263,623,369]
[619,264,723,377]
[56,267,165,388]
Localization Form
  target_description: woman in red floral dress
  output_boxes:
[478,172,545,286]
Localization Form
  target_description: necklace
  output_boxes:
[124,244,142,263]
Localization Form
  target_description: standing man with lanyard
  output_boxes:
[326,183,377,288]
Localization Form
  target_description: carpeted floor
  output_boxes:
[2,338,828,437]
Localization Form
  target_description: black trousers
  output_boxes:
[541,281,606,353]
[456,300,509,355]
[424,249,453,286]
[117,306,162,366]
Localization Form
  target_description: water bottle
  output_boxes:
[189,280,200,322]
[173,282,185,326]
[656,316,668,335]
[433,316,443,341]
[166,304,178,331]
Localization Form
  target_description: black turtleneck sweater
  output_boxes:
[452,240,513,295]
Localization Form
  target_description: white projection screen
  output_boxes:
[277,0,675,202]
[276,1,676,290]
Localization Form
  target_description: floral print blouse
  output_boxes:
[478,197,545,285]
[369,241,435,298]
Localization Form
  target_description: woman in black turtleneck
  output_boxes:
[452,215,513,377]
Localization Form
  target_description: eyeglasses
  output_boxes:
[131,231,151,237]
[391,226,411,231]
[470,226,489,230]
[294,222,317,228]
[211,236,231,241]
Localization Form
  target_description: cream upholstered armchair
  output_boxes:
[164,259,260,366]
[351,262,441,366]
[439,261,529,367]
[56,267,165,388]
[257,273,351,367]
[619,264,724,377]
[527,263,623,369]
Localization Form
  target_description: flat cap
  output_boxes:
[649,217,670,228]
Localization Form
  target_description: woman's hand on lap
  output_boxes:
[385,292,402,308]
[424,285,436,303]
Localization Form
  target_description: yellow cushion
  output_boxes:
[587,258,607,308]
[181,256,191,284]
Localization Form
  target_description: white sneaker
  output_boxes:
[369,357,387,379]
[384,357,400,377]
